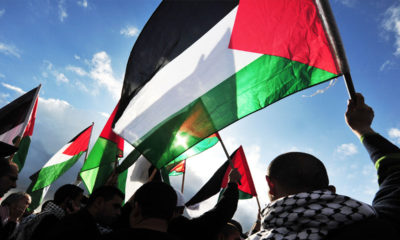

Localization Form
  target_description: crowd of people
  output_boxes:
[0,93,399,240]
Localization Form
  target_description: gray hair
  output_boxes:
[1,192,31,206]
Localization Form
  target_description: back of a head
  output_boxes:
[53,184,84,205]
[134,181,177,221]
[86,186,124,207]
[268,152,329,194]
[1,192,31,206]
[0,157,15,177]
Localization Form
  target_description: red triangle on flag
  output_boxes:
[221,146,257,196]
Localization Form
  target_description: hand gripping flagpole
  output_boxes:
[315,0,356,100]
[216,132,268,216]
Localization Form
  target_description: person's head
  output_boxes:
[86,186,124,226]
[218,220,244,240]
[53,184,84,213]
[130,182,177,226]
[0,158,18,197]
[266,152,335,201]
[172,188,185,218]
[1,192,31,220]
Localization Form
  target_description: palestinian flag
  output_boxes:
[80,104,124,193]
[113,0,346,169]
[168,160,185,176]
[186,146,256,207]
[32,125,93,191]
[0,85,40,170]
[117,154,152,203]
[164,132,220,176]
[12,97,38,170]
[26,170,49,211]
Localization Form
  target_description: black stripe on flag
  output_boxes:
[114,0,239,125]
[0,87,38,135]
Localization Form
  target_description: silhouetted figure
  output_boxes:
[248,93,400,240]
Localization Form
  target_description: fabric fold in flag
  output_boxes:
[31,124,93,192]
[80,103,124,193]
[185,146,257,207]
[0,85,40,171]
[113,0,344,169]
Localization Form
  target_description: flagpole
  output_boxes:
[217,134,235,169]
[148,168,158,182]
[181,161,186,193]
[217,133,243,186]
[255,195,262,215]
[74,122,94,185]
[315,0,356,100]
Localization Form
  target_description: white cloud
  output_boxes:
[77,0,88,8]
[0,9,5,17]
[0,42,21,58]
[1,82,25,95]
[74,54,81,60]
[380,60,395,71]
[120,26,139,37]
[66,65,88,76]
[56,73,69,84]
[89,51,122,100]
[100,112,110,118]
[336,0,357,7]
[336,143,358,156]
[44,61,69,84]
[389,128,400,144]
[382,3,400,56]
[75,81,89,92]
[58,0,68,22]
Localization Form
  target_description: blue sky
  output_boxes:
[1,0,400,231]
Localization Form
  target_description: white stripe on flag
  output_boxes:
[42,143,73,168]
[0,122,24,145]
[124,155,152,202]
[114,7,261,143]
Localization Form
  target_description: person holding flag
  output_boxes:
[248,93,400,240]
[168,168,241,240]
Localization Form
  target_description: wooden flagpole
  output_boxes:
[218,133,261,213]
[315,0,356,100]
[181,161,186,193]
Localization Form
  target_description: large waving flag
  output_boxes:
[31,125,93,191]
[80,104,124,193]
[0,85,40,170]
[113,0,346,169]
[186,146,257,207]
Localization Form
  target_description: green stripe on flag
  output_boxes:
[12,135,31,170]
[33,152,84,191]
[80,137,119,193]
[133,55,337,168]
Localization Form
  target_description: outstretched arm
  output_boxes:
[346,93,400,226]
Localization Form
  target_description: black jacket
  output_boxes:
[327,133,400,239]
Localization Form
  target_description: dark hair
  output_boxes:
[53,184,84,205]
[219,220,244,240]
[134,182,177,221]
[0,157,17,177]
[268,152,329,193]
[86,186,124,207]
